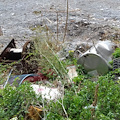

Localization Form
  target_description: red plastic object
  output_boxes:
[23,73,48,83]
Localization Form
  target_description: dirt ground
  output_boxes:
[0,0,120,52]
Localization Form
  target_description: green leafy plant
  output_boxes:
[96,73,120,119]
[0,82,41,119]
[112,48,120,58]
[45,72,120,120]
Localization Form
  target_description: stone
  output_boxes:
[0,26,3,36]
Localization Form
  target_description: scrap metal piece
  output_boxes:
[0,39,16,60]
[77,40,116,75]
[22,40,32,58]
[0,39,33,63]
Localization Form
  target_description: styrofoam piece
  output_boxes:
[31,84,61,100]
[10,48,22,53]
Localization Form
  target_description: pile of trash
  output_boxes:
[0,39,117,87]
[0,39,118,120]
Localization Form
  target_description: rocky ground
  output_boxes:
[0,0,120,52]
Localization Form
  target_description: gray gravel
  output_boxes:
[0,0,120,49]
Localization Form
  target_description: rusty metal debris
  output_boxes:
[0,39,32,63]
[0,39,22,63]
[0,39,18,61]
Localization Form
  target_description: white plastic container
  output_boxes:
[77,40,115,75]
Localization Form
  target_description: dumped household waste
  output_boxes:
[77,40,116,75]
[0,39,21,61]
[31,84,61,100]
[57,41,92,60]
[4,73,48,87]
[0,39,32,63]
[67,65,78,81]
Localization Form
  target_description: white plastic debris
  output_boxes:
[10,48,22,53]
[11,13,15,16]
[77,40,116,75]
[84,105,98,109]
[0,85,3,89]
[67,65,78,80]
[10,117,18,120]
[31,84,61,100]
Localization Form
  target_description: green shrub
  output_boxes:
[0,82,41,119]
[96,74,120,119]
[46,72,120,120]
[112,48,120,58]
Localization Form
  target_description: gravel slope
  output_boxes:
[0,0,120,50]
